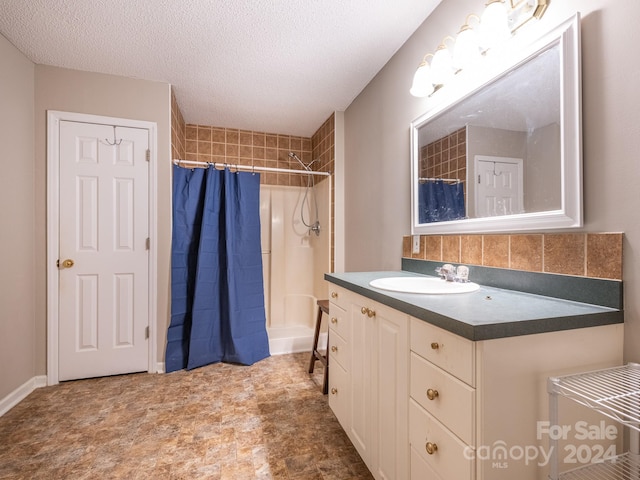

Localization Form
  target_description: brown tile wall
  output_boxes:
[172,106,336,272]
[312,114,335,272]
[183,124,313,187]
[402,233,623,281]
[170,89,185,161]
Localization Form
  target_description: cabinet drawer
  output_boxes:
[328,284,349,311]
[328,302,349,341]
[328,360,349,431]
[328,328,349,371]
[411,444,443,480]
[410,352,475,445]
[410,317,475,386]
[409,398,474,480]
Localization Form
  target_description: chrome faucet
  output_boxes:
[435,264,470,283]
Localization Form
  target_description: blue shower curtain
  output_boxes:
[419,180,466,223]
[165,166,270,373]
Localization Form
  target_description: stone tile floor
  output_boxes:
[0,353,373,479]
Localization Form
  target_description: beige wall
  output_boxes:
[34,66,172,371]
[343,0,640,361]
[0,35,36,399]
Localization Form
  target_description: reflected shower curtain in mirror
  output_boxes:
[419,180,466,223]
[166,166,270,373]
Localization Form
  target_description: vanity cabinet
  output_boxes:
[327,272,623,480]
[328,285,409,480]
[327,286,350,431]
[409,317,475,479]
[409,317,623,480]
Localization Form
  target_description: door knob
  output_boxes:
[60,259,74,269]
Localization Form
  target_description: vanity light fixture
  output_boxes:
[409,54,435,97]
[430,36,455,85]
[409,0,549,98]
[452,14,482,70]
[479,0,511,49]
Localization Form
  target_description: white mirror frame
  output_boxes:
[411,14,582,235]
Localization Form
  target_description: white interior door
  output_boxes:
[475,155,524,217]
[58,120,150,381]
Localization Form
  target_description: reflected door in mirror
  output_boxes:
[475,156,523,217]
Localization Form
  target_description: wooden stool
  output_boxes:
[308,299,330,394]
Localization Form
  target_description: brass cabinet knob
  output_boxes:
[59,259,74,269]
[426,388,439,401]
[425,442,438,455]
[361,306,376,317]
[430,342,440,350]
[331,346,338,353]
[331,387,338,395]
[331,317,338,324]
[331,291,338,299]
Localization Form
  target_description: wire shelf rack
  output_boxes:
[548,363,640,432]
[558,452,640,480]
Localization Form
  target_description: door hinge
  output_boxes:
[145,326,150,339]
[478,174,481,184]
[146,237,150,250]
[146,149,150,162]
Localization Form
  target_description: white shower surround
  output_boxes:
[260,180,331,355]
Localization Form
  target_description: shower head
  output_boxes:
[289,152,321,173]
[289,152,311,171]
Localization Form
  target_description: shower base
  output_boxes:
[267,325,327,356]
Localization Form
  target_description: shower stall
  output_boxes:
[260,175,331,354]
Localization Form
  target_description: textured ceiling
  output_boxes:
[0,0,442,136]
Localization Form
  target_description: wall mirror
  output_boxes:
[410,14,582,234]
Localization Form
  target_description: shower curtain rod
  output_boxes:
[419,177,461,183]
[173,159,331,177]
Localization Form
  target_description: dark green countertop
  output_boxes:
[325,270,623,341]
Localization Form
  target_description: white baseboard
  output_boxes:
[156,362,165,374]
[0,375,47,417]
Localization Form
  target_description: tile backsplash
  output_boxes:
[403,233,623,281]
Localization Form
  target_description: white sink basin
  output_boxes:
[369,276,480,294]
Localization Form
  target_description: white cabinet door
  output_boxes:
[374,303,409,480]
[328,285,410,479]
[349,300,374,466]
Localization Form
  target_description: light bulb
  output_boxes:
[431,46,454,85]
[410,62,434,97]
[479,0,510,50]
[453,26,481,70]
